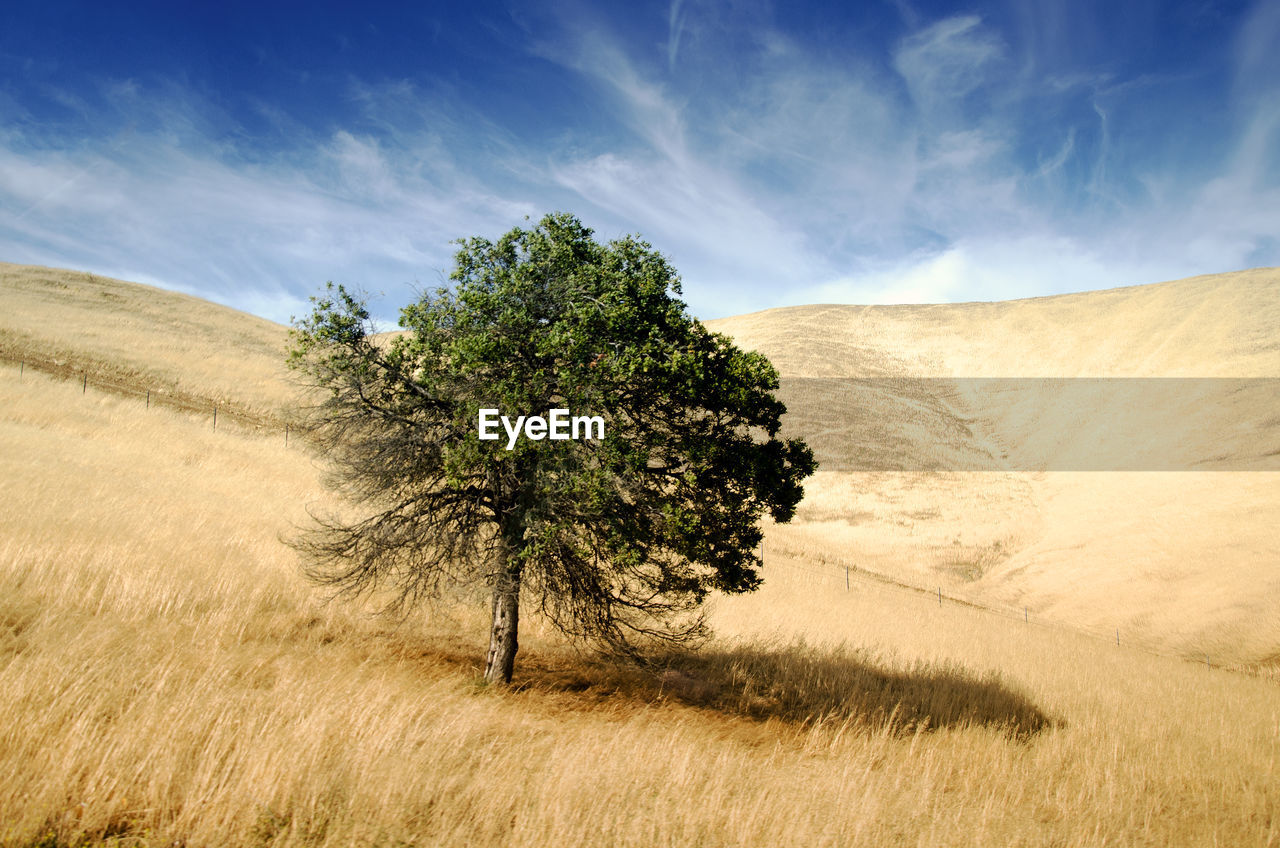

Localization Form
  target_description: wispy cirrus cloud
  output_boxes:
[531,2,1280,306]
[894,15,1007,108]
[0,83,541,324]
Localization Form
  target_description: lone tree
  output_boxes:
[288,212,815,684]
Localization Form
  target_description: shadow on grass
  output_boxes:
[646,641,1057,740]
[392,629,1058,741]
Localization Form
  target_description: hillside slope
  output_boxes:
[710,268,1280,379]
[0,262,292,417]
[708,268,1280,665]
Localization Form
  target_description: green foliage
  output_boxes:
[288,212,814,657]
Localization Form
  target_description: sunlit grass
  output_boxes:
[4,262,1280,846]
[2,364,1278,847]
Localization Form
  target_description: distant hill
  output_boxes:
[709,268,1280,378]
[708,267,1280,665]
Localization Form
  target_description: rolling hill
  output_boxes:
[707,267,1280,666]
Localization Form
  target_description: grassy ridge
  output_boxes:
[0,262,290,417]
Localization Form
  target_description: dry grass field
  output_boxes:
[709,267,1280,667]
[1,263,1278,846]
[0,263,290,420]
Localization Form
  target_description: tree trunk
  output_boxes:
[483,547,521,685]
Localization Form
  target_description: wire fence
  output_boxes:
[758,535,1277,681]
[4,349,1274,682]
[1,350,304,445]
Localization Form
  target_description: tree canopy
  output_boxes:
[288,212,815,683]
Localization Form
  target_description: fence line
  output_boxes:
[1,350,302,441]
[761,536,1274,681]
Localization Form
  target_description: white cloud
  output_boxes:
[893,15,1006,108]
[1234,0,1280,89]
[796,235,1190,308]
[0,110,537,325]
[667,0,688,73]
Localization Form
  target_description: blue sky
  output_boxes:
[1,1,1277,324]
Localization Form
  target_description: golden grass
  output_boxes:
[2,356,1279,847]
[708,268,1280,667]
[0,262,290,418]
[2,265,1279,845]
[706,267,1280,379]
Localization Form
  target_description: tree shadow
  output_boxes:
[431,635,1059,742]
[373,614,1056,741]
[644,641,1058,740]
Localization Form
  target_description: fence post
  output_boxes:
[1205,654,1210,670]
[845,566,849,591]
[82,373,87,393]
[1116,628,1120,646]
[146,389,150,409]
[937,587,942,606]
[1024,607,1028,623]
[285,423,289,446]
[213,404,217,429]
